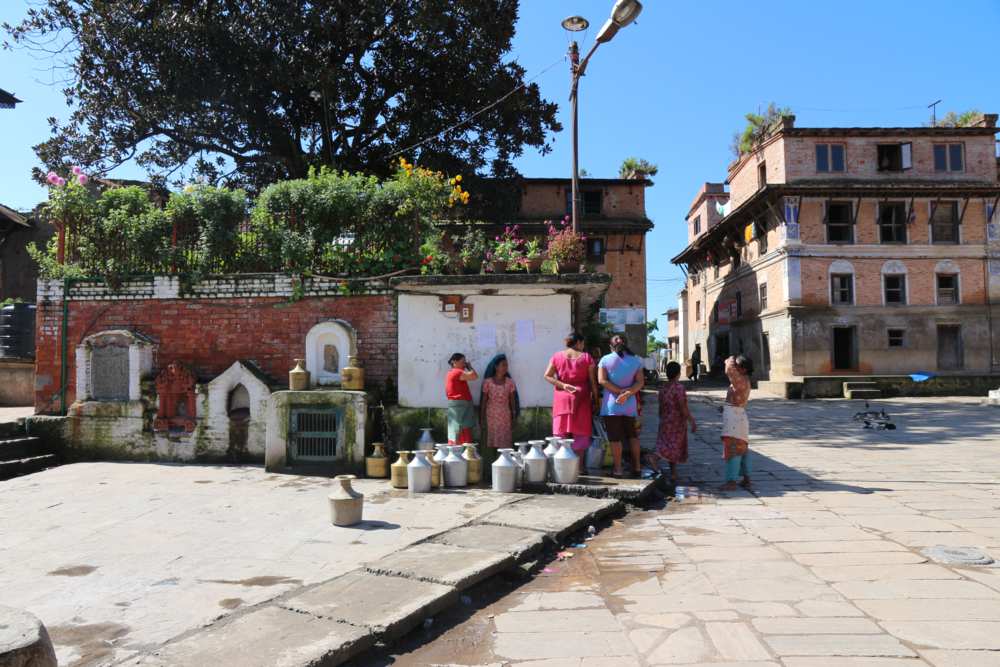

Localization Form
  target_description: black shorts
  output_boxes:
[603,415,635,442]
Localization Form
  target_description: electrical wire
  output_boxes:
[387,55,567,159]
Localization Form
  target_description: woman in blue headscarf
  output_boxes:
[479,353,520,465]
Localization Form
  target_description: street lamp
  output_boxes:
[564,0,642,233]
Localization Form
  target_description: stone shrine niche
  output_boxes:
[76,330,155,403]
[154,362,198,432]
[206,360,272,459]
[305,320,357,387]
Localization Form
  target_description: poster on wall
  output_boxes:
[600,308,646,332]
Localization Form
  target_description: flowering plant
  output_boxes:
[489,225,525,270]
[545,217,586,267]
[523,237,543,259]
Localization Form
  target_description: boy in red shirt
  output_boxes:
[446,353,479,444]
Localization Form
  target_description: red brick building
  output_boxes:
[673,115,1000,396]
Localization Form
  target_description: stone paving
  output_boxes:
[371,387,1000,666]
[0,463,535,666]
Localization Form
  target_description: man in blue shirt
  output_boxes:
[598,335,645,478]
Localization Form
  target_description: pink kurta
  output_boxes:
[550,351,595,438]
[482,377,515,449]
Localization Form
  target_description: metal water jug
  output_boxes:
[491,449,518,493]
[553,440,580,484]
[417,428,435,451]
[523,441,548,485]
[390,451,411,489]
[561,437,580,477]
[407,450,432,493]
[444,445,468,487]
[462,444,482,485]
[543,438,560,480]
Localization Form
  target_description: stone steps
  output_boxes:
[843,382,882,400]
[0,422,59,481]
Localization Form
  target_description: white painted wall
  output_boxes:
[398,293,572,408]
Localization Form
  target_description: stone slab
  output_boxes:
[919,648,1000,666]
[493,632,635,661]
[834,579,1000,600]
[704,622,771,661]
[280,570,455,641]
[0,605,57,667]
[131,606,372,667]
[763,634,916,658]
[478,495,622,542]
[364,541,513,588]
[855,598,1000,621]
[494,608,619,633]
[752,617,883,635]
[784,660,933,667]
[881,621,1000,650]
[430,523,545,561]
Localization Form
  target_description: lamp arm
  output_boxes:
[576,42,601,79]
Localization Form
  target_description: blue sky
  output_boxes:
[2,0,999,329]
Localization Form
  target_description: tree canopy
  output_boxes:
[619,157,658,181]
[934,109,985,128]
[4,1,560,191]
[731,103,792,157]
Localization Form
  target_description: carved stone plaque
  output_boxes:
[91,345,129,400]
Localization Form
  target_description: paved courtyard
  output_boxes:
[367,388,1000,666]
[0,463,526,666]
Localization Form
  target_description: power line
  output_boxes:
[388,56,566,160]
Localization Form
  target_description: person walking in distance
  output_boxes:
[721,354,753,491]
[690,344,702,382]
[648,361,696,483]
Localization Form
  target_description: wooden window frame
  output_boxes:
[816,143,846,173]
[936,273,960,305]
[759,282,768,312]
[830,273,854,306]
[877,201,908,244]
[825,201,855,244]
[883,274,907,305]
[887,329,906,348]
[930,201,960,244]
[933,143,965,173]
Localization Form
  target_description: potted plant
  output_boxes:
[522,237,545,273]
[489,225,525,273]
[457,227,487,274]
[546,218,586,273]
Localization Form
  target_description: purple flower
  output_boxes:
[77,173,89,185]
[71,165,82,176]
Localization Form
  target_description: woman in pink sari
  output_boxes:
[543,333,599,454]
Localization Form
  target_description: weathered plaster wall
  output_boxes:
[397,293,571,408]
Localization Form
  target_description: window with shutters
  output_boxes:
[692,216,701,235]
[831,274,854,305]
[759,283,768,311]
[933,143,964,172]
[816,144,846,172]
[878,202,908,244]
[757,162,767,189]
[826,201,854,244]
[936,274,959,305]
[931,202,960,244]
[695,300,702,321]
[884,275,907,305]
[877,143,912,172]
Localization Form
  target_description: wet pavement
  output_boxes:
[350,385,1000,666]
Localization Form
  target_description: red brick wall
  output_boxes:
[597,233,647,309]
[520,181,647,219]
[35,294,397,414]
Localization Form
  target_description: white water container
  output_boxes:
[444,445,468,487]
[491,449,518,493]
[523,441,548,484]
[407,450,433,493]
[553,440,580,484]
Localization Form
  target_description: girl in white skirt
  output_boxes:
[721,355,753,491]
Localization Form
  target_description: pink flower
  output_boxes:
[71,165,82,175]
[46,171,58,185]
[77,173,89,185]
[55,177,66,187]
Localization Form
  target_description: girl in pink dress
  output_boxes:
[649,361,696,482]
[543,333,599,454]
[480,354,518,459]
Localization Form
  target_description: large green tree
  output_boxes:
[4,1,560,190]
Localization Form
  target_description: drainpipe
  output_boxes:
[59,277,70,415]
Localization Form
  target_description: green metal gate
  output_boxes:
[288,407,340,463]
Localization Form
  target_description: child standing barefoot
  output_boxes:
[721,355,753,491]
[648,361,696,482]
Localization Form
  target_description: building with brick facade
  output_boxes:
[673,115,1000,397]
[448,177,652,315]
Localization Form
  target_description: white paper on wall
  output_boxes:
[476,323,496,349]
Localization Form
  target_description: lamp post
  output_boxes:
[562,0,643,234]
